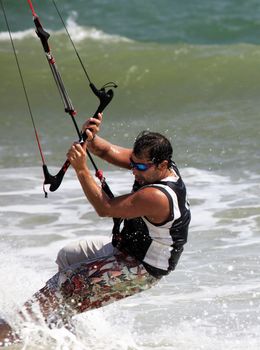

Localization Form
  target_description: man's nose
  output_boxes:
[132,167,138,175]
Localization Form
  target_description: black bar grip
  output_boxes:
[81,83,114,143]
[42,83,116,194]
[43,163,68,192]
[33,17,50,53]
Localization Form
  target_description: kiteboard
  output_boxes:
[0,253,158,347]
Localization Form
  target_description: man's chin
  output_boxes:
[135,178,147,185]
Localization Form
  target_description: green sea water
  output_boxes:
[0,35,259,175]
[1,0,259,175]
[0,1,260,349]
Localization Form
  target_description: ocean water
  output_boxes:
[0,0,260,349]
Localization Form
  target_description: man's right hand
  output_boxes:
[82,113,103,141]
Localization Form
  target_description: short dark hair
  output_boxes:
[133,131,173,167]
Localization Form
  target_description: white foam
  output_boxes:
[0,12,132,44]
[0,28,35,41]
[63,11,132,43]
[0,167,259,349]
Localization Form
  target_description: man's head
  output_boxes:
[131,131,173,184]
[133,131,173,168]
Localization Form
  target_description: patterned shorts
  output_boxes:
[30,253,159,327]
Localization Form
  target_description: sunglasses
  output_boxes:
[129,157,154,171]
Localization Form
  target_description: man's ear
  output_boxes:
[158,160,168,170]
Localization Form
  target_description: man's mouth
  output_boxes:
[135,176,145,184]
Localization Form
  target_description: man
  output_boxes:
[59,112,191,278]
[0,113,190,343]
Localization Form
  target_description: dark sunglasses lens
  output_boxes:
[130,162,149,171]
[136,164,148,171]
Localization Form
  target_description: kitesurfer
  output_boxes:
[61,112,191,280]
[0,113,190,345]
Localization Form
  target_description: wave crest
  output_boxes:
[0,11,132,43]
[63,11,132,43]
[0,28,35,41]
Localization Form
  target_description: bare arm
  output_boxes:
[67,143,170,223]
[88,135,132,169]
[83,113,132,169]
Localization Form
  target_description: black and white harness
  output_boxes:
[112,166,191,278]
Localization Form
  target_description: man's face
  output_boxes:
[130,153,159,185]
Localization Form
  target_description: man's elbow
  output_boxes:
[95,206,112,218]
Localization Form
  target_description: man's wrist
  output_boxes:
[76,166,89,177]
[87,134,96,143]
